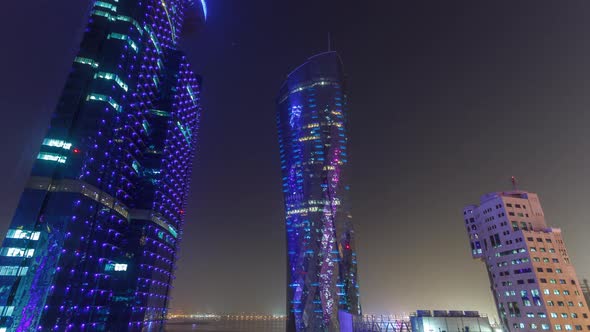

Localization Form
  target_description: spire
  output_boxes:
[328,32,332,52]
[511,176,518,191]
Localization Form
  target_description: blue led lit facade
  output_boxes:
[0,0,205,330]
[277,51,361,332]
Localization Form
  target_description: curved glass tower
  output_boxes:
[0,0,206,331]
[277,51,361,332]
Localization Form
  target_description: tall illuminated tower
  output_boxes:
[277,51,361,331]
[463,189,590,332]
[0,0,206,330]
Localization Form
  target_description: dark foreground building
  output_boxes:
[277,51,361,331]
[0,0,206,330]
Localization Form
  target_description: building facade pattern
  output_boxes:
[464,191,590,332]
[277,51,361,331]
[0,0,205,330]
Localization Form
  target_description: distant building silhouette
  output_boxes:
[463,190,590,331]
[277,51,361,331]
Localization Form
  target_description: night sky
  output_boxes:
[2,0,590,322]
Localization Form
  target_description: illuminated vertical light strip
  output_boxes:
[160,0,177,43]
[200,0,207,20]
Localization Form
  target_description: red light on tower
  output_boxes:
[73,148,80,154]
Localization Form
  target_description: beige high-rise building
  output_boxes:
[463,190,590,331]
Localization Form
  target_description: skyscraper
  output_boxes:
[277,51,361,332]
[0,0,206,330]
[463,189,590,332]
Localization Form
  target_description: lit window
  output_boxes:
[42,138,72,150]
[6,229,40,241]
[107,33,139,52]
[74,57,99,68]
[0,306,14,317]
[105,263,128,272]
[0,266,28,276]
[94,1,117,11]
[0,248,34,258]
[87,93,123,112]
[38,152,67,164]
[94,72,128,92]
[116,15,143,34]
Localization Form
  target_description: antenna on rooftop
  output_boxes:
[328,32,332,52]
[511,176,518,191]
